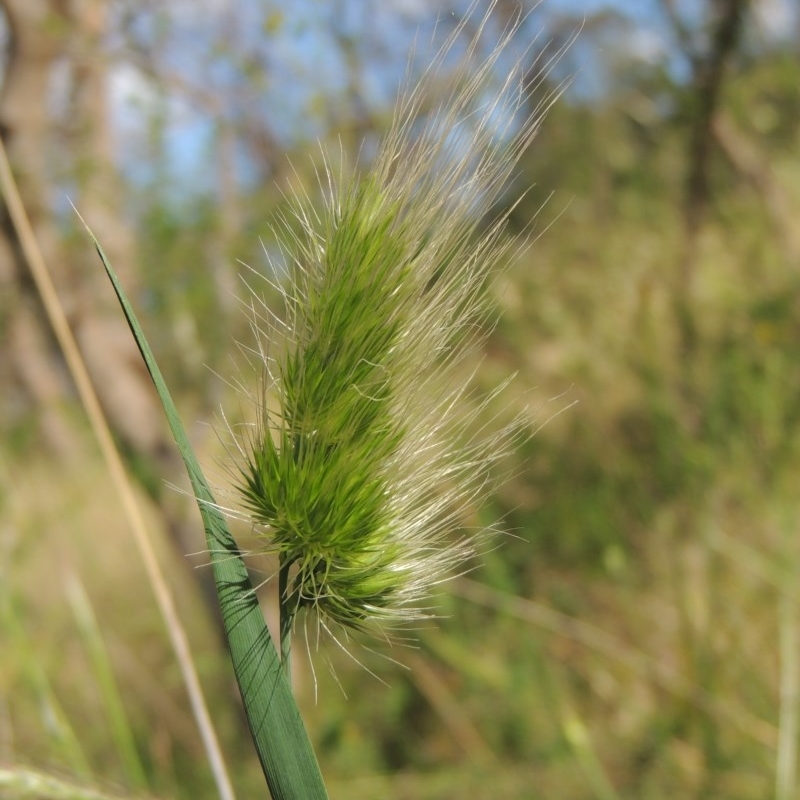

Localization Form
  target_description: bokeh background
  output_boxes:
[3,1,800,798]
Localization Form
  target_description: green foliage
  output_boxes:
[8,9,800,800]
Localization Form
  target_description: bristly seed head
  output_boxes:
[228,1,572,638]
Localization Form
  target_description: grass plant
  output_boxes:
[0,766,146,800]
[64,577,148,792]
[81,2,558,795]
[6,2,799,799]
[224,3,571,660]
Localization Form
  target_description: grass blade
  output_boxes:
[65,576,148,791]
[0,140,234,800]
[86,230,328,800]
[0,766,146,800]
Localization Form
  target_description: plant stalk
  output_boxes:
[278,556,294,679]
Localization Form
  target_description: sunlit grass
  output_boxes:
[3,9,800,800]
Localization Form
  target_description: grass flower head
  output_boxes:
[229,1,569,644]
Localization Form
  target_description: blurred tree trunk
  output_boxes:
[662,0,748,354]
[713,111,800,266]
[66,0,176,463]
[0,0,221,624]
[0,0,77,454]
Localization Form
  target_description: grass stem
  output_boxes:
[0,139,236,800]
[278,556,294,678]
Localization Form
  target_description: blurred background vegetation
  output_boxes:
[2,0,800,798]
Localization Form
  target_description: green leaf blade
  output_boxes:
[91,233,328,800]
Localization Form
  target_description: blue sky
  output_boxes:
[108,0,797,196]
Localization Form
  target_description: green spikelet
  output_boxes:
[231,1,571,639]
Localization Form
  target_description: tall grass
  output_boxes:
[224,3,572,661]
[74,1,563,796]
[6,3,798,799]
